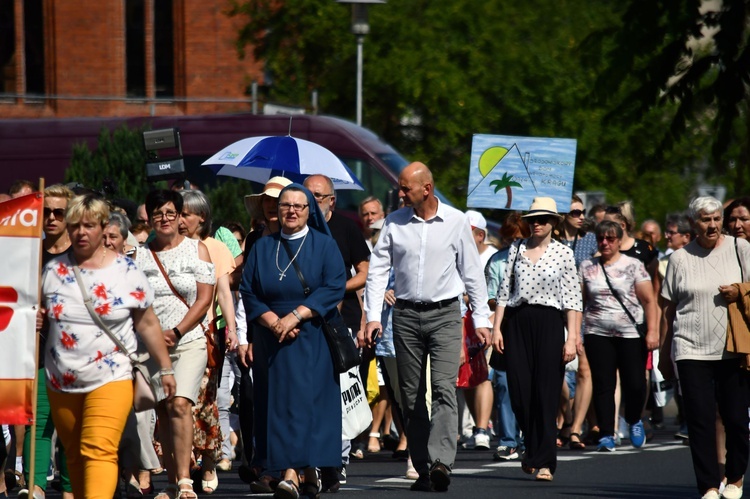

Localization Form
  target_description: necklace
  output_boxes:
[98,247,107,268]
[275,232,308,280]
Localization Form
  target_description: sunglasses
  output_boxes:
[528,215,553,226]
[596,235,619,243]
[43,207,66,221]
[568,209,586,218]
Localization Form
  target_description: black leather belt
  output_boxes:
[395,297,458,311]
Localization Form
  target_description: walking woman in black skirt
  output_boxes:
[491,197,582,482]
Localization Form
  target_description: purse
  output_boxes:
[72,266,164,412]
[281,238,360,374]
[149,247,223,369]
[599,260,647,338]
[489,240,521,371]
[457,310,489,388]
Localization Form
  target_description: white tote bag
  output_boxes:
[340,367,373,440]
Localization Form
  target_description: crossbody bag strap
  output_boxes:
[598,260,639,327]
[149,246,190,310]
[72,265,135,360]
[507,239,522,297]
[280,238,311,297]
[735,237,744,282]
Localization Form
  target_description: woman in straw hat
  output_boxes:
[491,197,582,482]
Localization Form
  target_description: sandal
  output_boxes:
[367,432,382,453]
[177,478,197,499]
[154,484,179,499]
[202,469,218,494]
[557,422,572,448]
[568,432,586,450]
[535,468,553,481]
[521,463,537,475]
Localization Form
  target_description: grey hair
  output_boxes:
[108,211,131,239]
[665,212,693,236]
[689,196,723,220]
[180,190,212,239]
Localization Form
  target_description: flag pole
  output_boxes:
[27,178,45,495]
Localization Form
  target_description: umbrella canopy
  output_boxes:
[202,135,364,190]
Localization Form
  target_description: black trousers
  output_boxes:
[504,305,564,474]
[238,361,255,466]
[677,358,749,495]
[584,335,647,437]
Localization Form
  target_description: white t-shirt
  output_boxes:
[43,254,154,393]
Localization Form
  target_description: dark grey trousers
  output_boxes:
[393,301,462,476]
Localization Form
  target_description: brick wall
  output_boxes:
[0,0,261,119]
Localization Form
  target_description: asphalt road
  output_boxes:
[25,421,734,499]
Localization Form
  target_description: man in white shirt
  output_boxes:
[362,162,492,492]
[359,196,385,249]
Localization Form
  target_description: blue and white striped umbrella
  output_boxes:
[202,135,363,190]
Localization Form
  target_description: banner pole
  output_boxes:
[27,178,45,496]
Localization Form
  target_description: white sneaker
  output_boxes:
[701,490,719,499]
[722,483,743,499]
[405,457,419,480]
[474,431,490,450]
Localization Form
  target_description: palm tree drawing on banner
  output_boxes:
[473,145,534,209]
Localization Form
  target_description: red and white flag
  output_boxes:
[0,193,42,424]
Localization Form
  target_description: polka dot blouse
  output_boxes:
[496,238,582,312]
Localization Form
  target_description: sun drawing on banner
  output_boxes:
[479,146,522,209]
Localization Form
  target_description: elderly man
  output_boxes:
[359,195,386,248]
[362,162,491,492]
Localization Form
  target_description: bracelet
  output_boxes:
[158,368,175,377]
[172,327,182,340]
[291,309,303,322]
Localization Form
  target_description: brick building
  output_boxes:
[0,0,262,118]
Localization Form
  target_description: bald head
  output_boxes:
[401,162,433,185]
[398,161,436,214]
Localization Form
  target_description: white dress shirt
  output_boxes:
[364,199,492,329]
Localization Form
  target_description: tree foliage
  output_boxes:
[230,0,717,227]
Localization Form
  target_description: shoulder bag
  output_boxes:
[489,240,522,371]
[599,260,647,338]
[281,238,360,374]
[149,247,223,369]
[72,266,164,412]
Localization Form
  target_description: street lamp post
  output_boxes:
[336,0,386,126]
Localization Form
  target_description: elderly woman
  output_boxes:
[178,189,238,494]
[579,220,659,452]
[135,190,215,499]
[660,196,750,499]
[42,194,175,498]
[104,211,136,257]
[491,197,581,482]
[240,184,346,499]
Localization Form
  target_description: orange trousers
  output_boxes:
[48,380,132,499]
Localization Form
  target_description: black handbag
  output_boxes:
[281,238,360,373]
[599,260,647,339]
[489,240,521,370]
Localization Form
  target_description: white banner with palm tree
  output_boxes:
[467,134,577,212]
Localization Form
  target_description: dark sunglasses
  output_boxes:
[43,207,66,220]
[596,235,619,243]
[568,209,586,218]
[528,215,553,225]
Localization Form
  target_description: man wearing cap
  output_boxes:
[362,162,491,492]
[466,210,498,270]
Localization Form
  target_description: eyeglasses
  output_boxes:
[664,229,687,236]
[279,203,309,212]
[568,209,586,218]
[312,192,334,201]
[43,207,66,221]
[528,216,553,225]
[151,210,179,222]
[596,235,619,243]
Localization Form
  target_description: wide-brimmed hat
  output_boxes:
[522,197,562,219]
[243,176,293,220]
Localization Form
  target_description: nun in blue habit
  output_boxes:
[240,183,346,496]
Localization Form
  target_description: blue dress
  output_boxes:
[240,228,346,471]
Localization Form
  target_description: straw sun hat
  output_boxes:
[521,197,563,219]
[243,176,293,220]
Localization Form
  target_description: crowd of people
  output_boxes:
[0,171,748,499]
